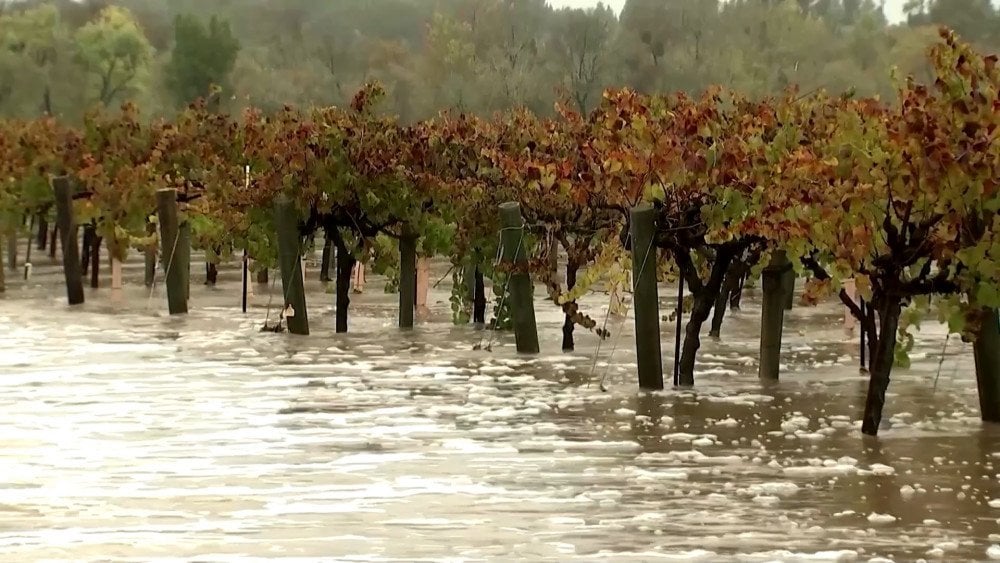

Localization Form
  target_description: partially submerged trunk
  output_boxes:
[473,266,486,325]
[562,261,579,351]
[861,298,903,436]
[81,224,94,276]
[333,230,356,334]
[49,225,58,259]
[320,234,333,282]
[36,215,48,250]
[710,257,752,338]
[90,234,102,289]
[676,243,740,386]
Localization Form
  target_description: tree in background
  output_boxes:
[163,14,239,108]
[74,6,152,107]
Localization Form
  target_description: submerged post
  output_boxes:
[178,221,191,303]
[499,202,539,354]
[242,249,249,313]
[783,269,796,311]
[630,204,664,390]
[144,220,156,287]
[399,230,417,329]
[975,308,1000,422]
[156,188,187,314]
[273,196,309,335]
[759,251,792,380]
[52,176,85,305]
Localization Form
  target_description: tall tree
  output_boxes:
[74,6,152,107]
[550,7,616,113]
[164,14,239,108]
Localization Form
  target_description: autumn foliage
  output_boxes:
[0,29,996,436]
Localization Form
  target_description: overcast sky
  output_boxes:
[546,0,909,23]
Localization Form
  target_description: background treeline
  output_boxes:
[1,0,998,122]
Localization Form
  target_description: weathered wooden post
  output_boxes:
[241,249,249,313]
[783,269,796,311]
[111,254,123,289]
[759,251,792,380]
[52,176,85,305]
[399,230,417,329]
[975,308,1000,422]
[177,221,191,302]
[630,204,665,390]
[416,257,430,315]
[144,220,156,287]
[499,202,539,354]
[156,188,187,315]
[89,232,102,289]
[273,195,309,335]
[48,225,58,259]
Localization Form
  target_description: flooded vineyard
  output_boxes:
[1,258,1000,562]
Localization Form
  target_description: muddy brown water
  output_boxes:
[0,255,999,561]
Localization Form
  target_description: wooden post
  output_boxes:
[630,204,664,390]
[273,195,309,335]
[674,263,685,387]
[89,233,102,289]
[499,202,539,354]
[49,225,58,259]
[783,269,796,311]
[156,188,187,315]
[178,221,191,303]
[352,262,366,293]
[975,308,1000,422]
[144,220,156,287]
[416,257,430,316]
[52,177,85,305]
[241,249,249,313]
[111,254,123,289]
[399,231,417,328]
[759,251,791,380]
[23,214,33,280]
[843,278,857,335]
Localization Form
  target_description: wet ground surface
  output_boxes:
[1,251,1000,561]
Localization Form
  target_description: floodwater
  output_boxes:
[1,253,1000,561]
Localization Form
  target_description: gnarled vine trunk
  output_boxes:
[333,230,355,334]
[861,298,902,436]
[320,233,333,282]
[676,243,740,386]
[562,261,579,351]
[473,266,486,325]
[36,215,48,251]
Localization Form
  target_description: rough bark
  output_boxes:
[861,299,902,436]
[333,231,355,334]
[473,266,486,325]
[562,261,579,352]
[676,244,738,386]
